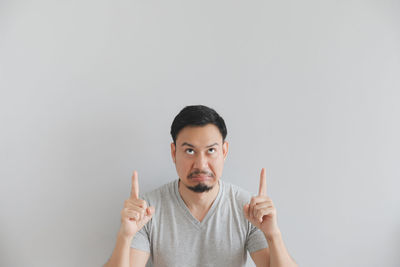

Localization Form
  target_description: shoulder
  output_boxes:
[139,179,176,206]
[221,179,254,206]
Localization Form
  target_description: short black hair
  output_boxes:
[170,105,227,144]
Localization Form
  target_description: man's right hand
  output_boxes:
[119,170,155,239]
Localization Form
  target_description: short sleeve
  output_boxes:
[130,194,152,253]
[245,222,269,253]
[130,226,151,252]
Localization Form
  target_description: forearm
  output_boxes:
[265,232,298,267]
[104,230,133,267]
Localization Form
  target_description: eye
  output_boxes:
[185,148,194,155]
[208,148,216,154]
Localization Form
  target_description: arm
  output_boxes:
[104,230,132,267]
[264,232,298,267]
[104,230,150,267]
[245,168,298,267]
[249,232,298,267]
[104,171,154,267]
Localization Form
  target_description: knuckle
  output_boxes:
[124,199,133,207]
[132,200,141,208]
[125,199,134,207]
[136,199,147,208]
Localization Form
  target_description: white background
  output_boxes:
[1,0,399,266]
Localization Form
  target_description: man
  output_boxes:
[105,105,298,267]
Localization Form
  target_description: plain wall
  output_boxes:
[1,0,399,266]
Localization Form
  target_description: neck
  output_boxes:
[178,180,220,212]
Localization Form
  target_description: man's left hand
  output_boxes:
[243,168,281,239]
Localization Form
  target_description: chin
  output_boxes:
[187,182,214,193]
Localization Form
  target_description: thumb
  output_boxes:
[142,206,155,223]
[147,206,155,216]
[243,204,250,220]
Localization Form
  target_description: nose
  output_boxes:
[193,152,208,169]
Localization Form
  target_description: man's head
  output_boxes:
[170,105,229,193]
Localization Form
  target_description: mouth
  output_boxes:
[190,175,213,182]
[188,170,214,182]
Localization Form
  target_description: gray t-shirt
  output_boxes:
[131,179,268,267]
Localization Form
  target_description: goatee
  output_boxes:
[186,183,213,193]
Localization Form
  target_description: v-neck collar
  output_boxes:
[173,179,223,229]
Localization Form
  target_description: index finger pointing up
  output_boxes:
[130,170,139,199]
[258,168,267,196]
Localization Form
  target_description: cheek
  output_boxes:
[209,155,224,170]
[176,156,191,170]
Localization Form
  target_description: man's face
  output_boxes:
[171,124,228,193]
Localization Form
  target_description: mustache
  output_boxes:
[188,170,214,179]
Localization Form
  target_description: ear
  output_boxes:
[222,141,229,160]
[171,142,176,164]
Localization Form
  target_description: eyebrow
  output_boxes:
[181,142,219,148]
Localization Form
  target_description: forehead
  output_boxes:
[176,124,223,146]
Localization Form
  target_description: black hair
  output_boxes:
[170,105,227,144]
